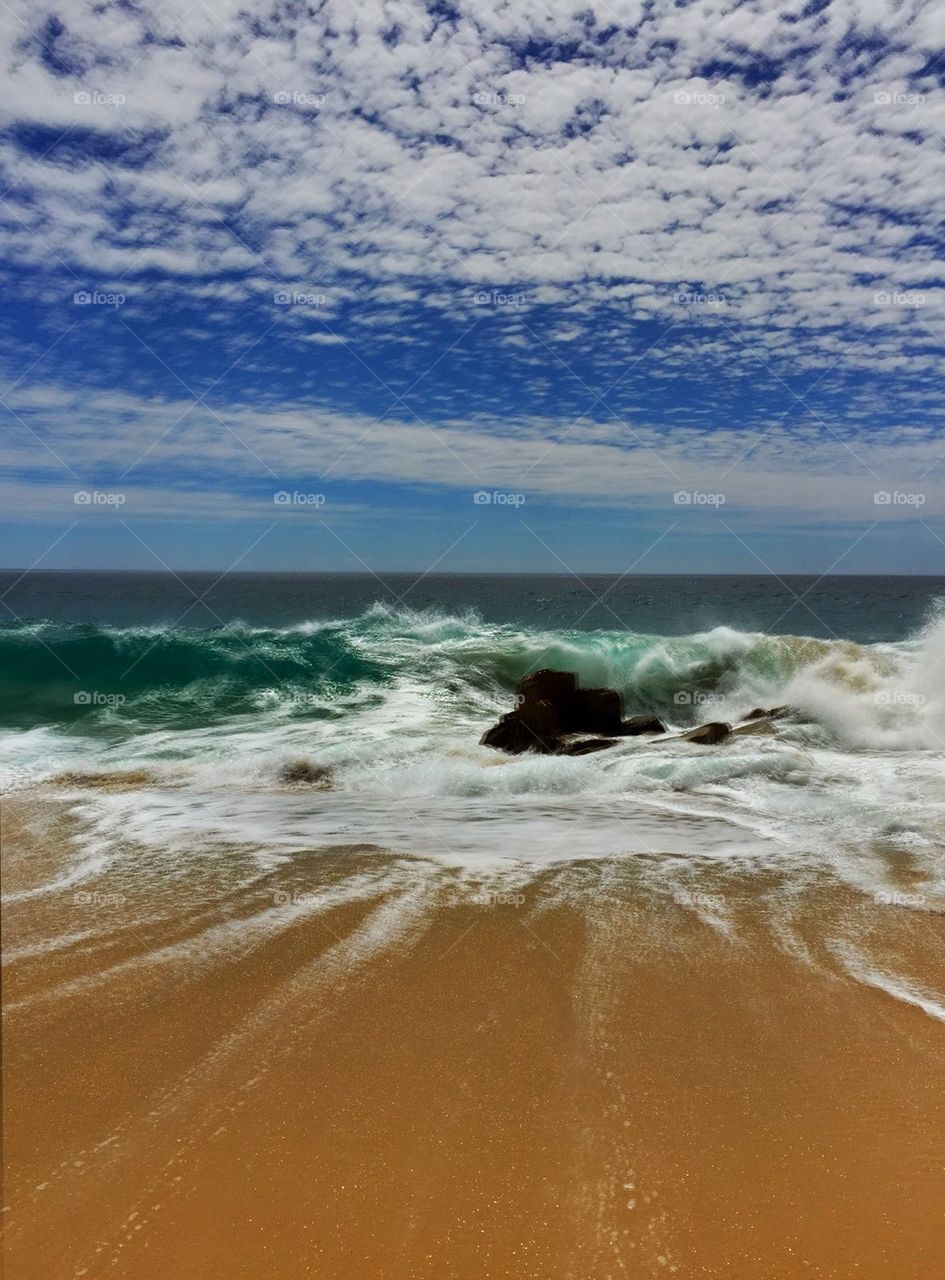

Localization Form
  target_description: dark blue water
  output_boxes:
[1,572,942,642]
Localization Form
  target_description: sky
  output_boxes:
[1,0,944,575]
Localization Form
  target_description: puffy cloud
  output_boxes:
[0,0,942,562]
[0,0,941,371]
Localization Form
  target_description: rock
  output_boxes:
[517,670,624,733]
[745,704,793,720]
[52,769,157,790]
[480,698,562,754]
[732,718,776,736]
[568,687,624,734]
[517,669,576,708]
[619,714,668,736]
[279,759,332,785]
[482,669,666,755]
[557,736,619,756]
[680,721,732,745]
[481,668,573,754]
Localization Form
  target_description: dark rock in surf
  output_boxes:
[480,668,667,755]
[568,687,625,734]
[745,704,793,721]
[680,721,732,745]
[481,667,574,754]
[480,697,563,754]
[517,669,577,707]
[620,714,668,736]
[557,736,619,757]
[732,718,776,737]
[279,759,332,786]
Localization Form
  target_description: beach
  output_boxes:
[4,784,945,1280]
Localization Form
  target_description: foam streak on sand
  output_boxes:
[834,942,945,1026]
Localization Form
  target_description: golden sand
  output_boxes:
[3,793,944,1279]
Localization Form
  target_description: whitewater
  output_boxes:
[1,602,943,909]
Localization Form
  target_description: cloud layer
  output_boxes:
[0,0,943,565]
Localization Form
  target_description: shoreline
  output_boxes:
[3,791,944,1279]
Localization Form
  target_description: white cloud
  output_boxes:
[0,0,941,380]
[3,380,943,522]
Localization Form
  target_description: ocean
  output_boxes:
[1,571,944,888]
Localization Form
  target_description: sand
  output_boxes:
[3,791,945,1279]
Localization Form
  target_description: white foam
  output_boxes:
[3,610,944,891]
[785,612,945,751]
[1,841,111,904]
[834,942,945,1025]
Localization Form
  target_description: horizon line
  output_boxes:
[2,568,943,579]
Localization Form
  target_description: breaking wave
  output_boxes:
[2,601,943,749]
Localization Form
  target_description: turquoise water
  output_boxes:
[1,572,942,732]
[1,573,942,888]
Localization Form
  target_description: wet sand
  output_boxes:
[3,791,945,1279]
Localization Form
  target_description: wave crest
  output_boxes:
[0,605,940,750]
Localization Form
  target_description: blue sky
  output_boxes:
[1,0,944,573]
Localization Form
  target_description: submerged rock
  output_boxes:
[51,769,158,790]
[480,668,667,755]
[732,718,776,736]
[670,714,779,745]
[680,721,732,745]
[557,736,620,756]
[278,759,332,786]
[620,713,668,736]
